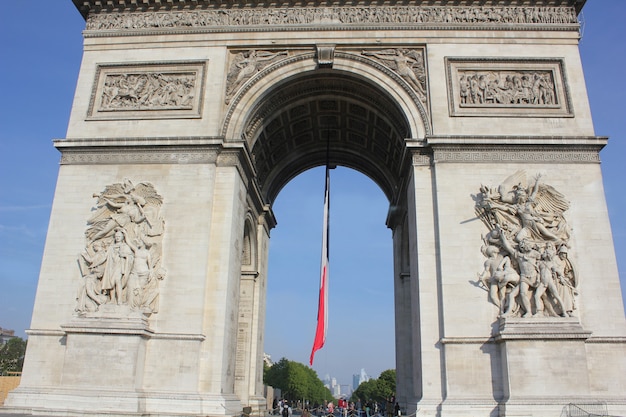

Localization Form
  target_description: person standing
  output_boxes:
[282,400,291,417]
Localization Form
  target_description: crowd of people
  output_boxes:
[271,397,402,417]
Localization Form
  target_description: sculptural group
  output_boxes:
[475,171,577,318]
[75,179,166,314]
[459,71,556,106]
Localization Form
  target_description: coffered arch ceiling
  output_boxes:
[246,70,413,205]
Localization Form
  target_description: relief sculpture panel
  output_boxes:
[475,171,578,318]
[225,50,288,104]
[446,58,572,117]
[75,179,166,315]
[88,61,206,120]
[458,70,556,106]
[362,48,427,100]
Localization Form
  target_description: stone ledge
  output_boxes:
[54,136,225,148]
[61,304,154,336]
[440,336,494,344]
[495,316,592,341]
[426,135,608,146]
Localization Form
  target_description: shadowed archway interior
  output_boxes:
[245,71,413,205]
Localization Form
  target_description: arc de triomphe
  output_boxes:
[5,1,626,416]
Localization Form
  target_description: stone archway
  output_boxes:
[245,72,412,203]
[227,57,428,411]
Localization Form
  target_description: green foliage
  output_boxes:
[264,358,334,404]
[0,337,27,375]
[350,369,396,404]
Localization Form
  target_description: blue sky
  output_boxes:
[0,1,624,388]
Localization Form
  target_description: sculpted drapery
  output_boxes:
[476,171,578,318]
[75,179,166,314]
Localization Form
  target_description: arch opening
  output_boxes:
[234,65,420,408]
[244,70,414,206]
[264,166,395,392]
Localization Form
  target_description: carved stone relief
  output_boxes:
[474,171,577,318]
[85,6,578,31]
[458,70,556,106]
[88,61,206,119]
[224,47,428,110]
[446,58,572,117]
[362,48,426,99]
[225,50,288,104]
[76,179,166,315]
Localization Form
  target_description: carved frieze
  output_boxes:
[446,58,572,117]
[225,50,288,105]
[223,48,430,139]
[474,171,578,319]
[433,146,600,163]
[362,48,426,100]
[88,61,206,120]
[85,6,578,31]
[76,179,166,315]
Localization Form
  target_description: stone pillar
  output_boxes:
[249,219,272,413]
[234,179,273,415]
[197,150,249,404]
[236,270,260,406]
[390,202,415,411]
[406,152,445,416]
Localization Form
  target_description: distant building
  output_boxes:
[352,368,369,390]
[0,328,16,345]
[329,377,339,397]
[340,385,352,398]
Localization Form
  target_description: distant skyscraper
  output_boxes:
[332,383,341,397]
[352,368,370,390]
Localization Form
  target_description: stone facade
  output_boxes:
[4,1,625,416]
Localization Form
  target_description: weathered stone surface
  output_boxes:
[5,1,625,416]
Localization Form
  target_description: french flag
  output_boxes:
[310,166,330,366]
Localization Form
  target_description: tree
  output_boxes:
[351,369,396,404]
[0,337,27,375]
[376,369,396,399]
[264,358,333,404]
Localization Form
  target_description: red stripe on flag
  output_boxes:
[310,168,330,366]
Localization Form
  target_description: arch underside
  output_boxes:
[245,71,415,205]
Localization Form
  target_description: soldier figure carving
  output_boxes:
[75,179,166,314]
[475,171,577,318]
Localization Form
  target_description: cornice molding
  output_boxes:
[73,0,586,17]
[76,3,581,35]
[55,136,224,165]
[54,136,224,147]
[431,145,601,164]
[56,138,269,208]
[440,336,494,344]
[54,137,604,165]
[404,137,605,164]
[425,135,608,146]
[58,149,219,165]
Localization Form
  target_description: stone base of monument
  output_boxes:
[4,387,242,417]
[490,317,620,417]
[402,317,626,417]
[4,305,241,417]
[245,396,269,417]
